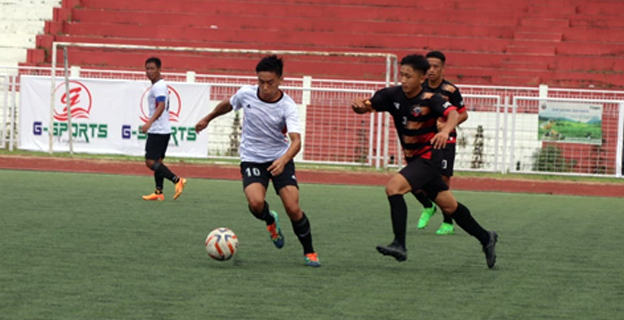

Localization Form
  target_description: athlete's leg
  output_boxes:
[273,161,319,266]
[385,173,412,248]
[414,189,436,229]
[244,182,276,224]
[241,162,282,248]
[278,186,317,263]
[433,190,497,268]
[375,173,412,261]
[143,134,166,200]
[434,143,455,233]
[435,175,455,235]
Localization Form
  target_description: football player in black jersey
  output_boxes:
[351,54,497,269]
[414,51,468,236]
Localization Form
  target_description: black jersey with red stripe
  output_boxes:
[369,86,456,161]
[423,79,465,143]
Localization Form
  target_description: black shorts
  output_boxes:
[400,155,449,201]
[440,143,456,177]
[145,133,170,160]
[240,160,299,194]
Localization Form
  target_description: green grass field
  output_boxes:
[1,170,623,320]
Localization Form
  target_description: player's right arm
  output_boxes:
[195,98,233,133]
[351,98,373,114]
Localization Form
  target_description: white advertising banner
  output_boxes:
[19,76,211,157]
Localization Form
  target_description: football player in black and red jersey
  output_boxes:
[351,54,497,269]
[413,51,468,235]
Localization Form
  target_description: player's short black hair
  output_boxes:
[256,55,283,77]
[145,57,162,68]
[400,54,429,75]
[426,51,446,64]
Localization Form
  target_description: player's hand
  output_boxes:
[351,98,372,114]
[268,158,286,176]
[195,119,209,133]
[431,131,449,149]
[140,122,151,134]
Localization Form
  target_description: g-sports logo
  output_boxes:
[33,81,108,142]
[121,84,196,145]
[53,81,92,121]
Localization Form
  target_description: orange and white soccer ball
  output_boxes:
[204,228,238,261]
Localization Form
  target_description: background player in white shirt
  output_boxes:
[141,57,186,201]
[194,55,320,267]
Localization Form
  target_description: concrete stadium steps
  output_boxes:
[569,15,624,29]
[513,25,624,43]
[29,35,624,85]
[577,0,624,15]
[52,20,517,46]
[42,33,624,68]
[71,7,523,29]
[35,47,395,79]
[441,52,624,73]
[246,0,530,11]
[21,0,624,88]
[513,31,563,42]
[451,66,624,87]
[78,0,529,16]
[0,0,59,65]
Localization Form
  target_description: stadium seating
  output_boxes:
[0,0,60,67]
[18,0,624,88]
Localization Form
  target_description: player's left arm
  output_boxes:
[268,132,301,176]
[451,87,468,125]
[141,100,166,133]
[458,109,468,124]
[432,109,460,149]
[268,103,301,176]
[429,94,459,149]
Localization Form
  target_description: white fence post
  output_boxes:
[1,74,7,149]
[186,71,196,83]
[617,102,624,177]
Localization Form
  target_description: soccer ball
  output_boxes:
[204,227,238,261]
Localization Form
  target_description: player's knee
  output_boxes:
[385,174,411,196]
[385,183,409,196]
[247,199,265,214]
[284,204,301,217]
[438,201,458,214]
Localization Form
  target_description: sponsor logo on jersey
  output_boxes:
[412,105,422,116]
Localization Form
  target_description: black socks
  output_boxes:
[249,201,275,226]
[291,213,314,254]
[442,213,453,224]
[451,202,490,246]
[388,194,408,248]
[150,162,178,183]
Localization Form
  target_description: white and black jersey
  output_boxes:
[230,85,300,163]
[147,79,171,134]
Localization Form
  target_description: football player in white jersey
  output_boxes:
[195,55,320,267]
[141,57,186,201]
